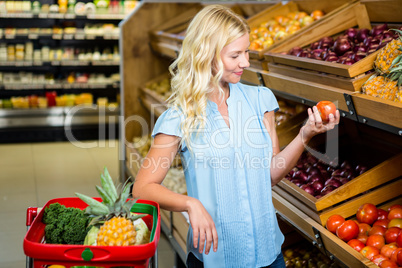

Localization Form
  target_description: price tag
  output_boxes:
[23,61,32,66]
[86,35,96,40]
[15,61,24,66]
[38,13,48,19]
[75,34,85,40]
[51,61,61,66]
[64,14,76,19]
[48,13,64,19]
[5,34,15,39]
[33,61,42,66]
[52,34,62,40]
[63,34,73,40]
[28,34,39,39]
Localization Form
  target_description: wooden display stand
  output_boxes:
[120,1,402,267]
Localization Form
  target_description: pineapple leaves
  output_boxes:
[391,54,402,67]
[398,76,402,87]
[75,192,109,215]
[101,167,118,203]
[96,185,113,208]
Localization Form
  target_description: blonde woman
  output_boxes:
[133,5,340,268]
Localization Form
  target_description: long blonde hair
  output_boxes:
[168,5,249,151]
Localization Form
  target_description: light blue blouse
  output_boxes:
[151,82,284,267]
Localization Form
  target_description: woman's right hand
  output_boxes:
[186,197,218,255]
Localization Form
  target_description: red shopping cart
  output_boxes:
[24,197,160,268]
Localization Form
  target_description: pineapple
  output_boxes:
[362,29,402,102]
[76,167,145,246]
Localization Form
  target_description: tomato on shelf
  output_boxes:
[356,203,378,225]
[326,214,345,234]
[336,220,359,242]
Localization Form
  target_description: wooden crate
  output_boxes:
[140,72,170,117]
[149,5,202,57]
[267,63,371,92]
[248,1,355,60]
[264,3,383,78]
[273,131,402,225]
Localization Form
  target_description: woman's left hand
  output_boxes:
[301,106,340,144]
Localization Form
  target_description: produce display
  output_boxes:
[362,29,402,103]
[282,241,341,268]
[42,168,151,247]
[145,77,171,101]
[325,203,402,267]
[276,99,306,126]
[284,151,368,198]
[249,9,324,51]
[286,25,400,66]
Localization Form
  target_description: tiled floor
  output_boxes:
[0,140,175,268]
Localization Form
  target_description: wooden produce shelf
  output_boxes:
[261,71,350,111]
[274,125,402,226]
[248,0,354,60]
[273,191,379,268]
[267,63,371,92]
[264,2,374,78]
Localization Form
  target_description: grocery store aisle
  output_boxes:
[0,141,175,268]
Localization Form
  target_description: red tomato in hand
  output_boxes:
[367,234,386,250]
[378,209,389,220]
[347,239,365,252]
[388,208,402,220]
[326,214,345,234]
[357,203,378,225]
[361,245,380,260]
[385,227,401,244]
[316,101,336,122]
[381,244,398,258]
[337,220,359,242]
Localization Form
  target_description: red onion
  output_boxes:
[340,161,352,170]
[367,48,377,54]
[355,165,368,175]
[306,166,321,175]
[293,170,309,182]
[339,177,350,185]
[381,30,394,41]
[352,51,367,62]
[364,36,373,47]
[327,166,335,173]
[296,50,309,58]
[312,180,325,193]
[331,169,342,177]
[343,51,355,59]
[321,185,336,196]
[310,41,320,50]
[340,169,353,178]
[322,50,337,60]
[342,58,355,65]
[308,174,324,184]
[301,183,316,196]
[333,38,352,56]
[378,37,393,49]
[369,43,379,51]
[325,178,342,188]
[356,28,370,43]
[291,178,304,187]
[289,46,303,56]
[306,154,317,164]
[370,23,388,37]
[311,49,325,58]
[371,37,381,45]
[344,28,358,40]
[315,194,323,199]
[326,55,339,62]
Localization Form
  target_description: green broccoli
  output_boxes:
[42,203,91,245]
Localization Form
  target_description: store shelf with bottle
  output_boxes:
[0,0,136,140]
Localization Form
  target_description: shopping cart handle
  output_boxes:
[26,207,38,227]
